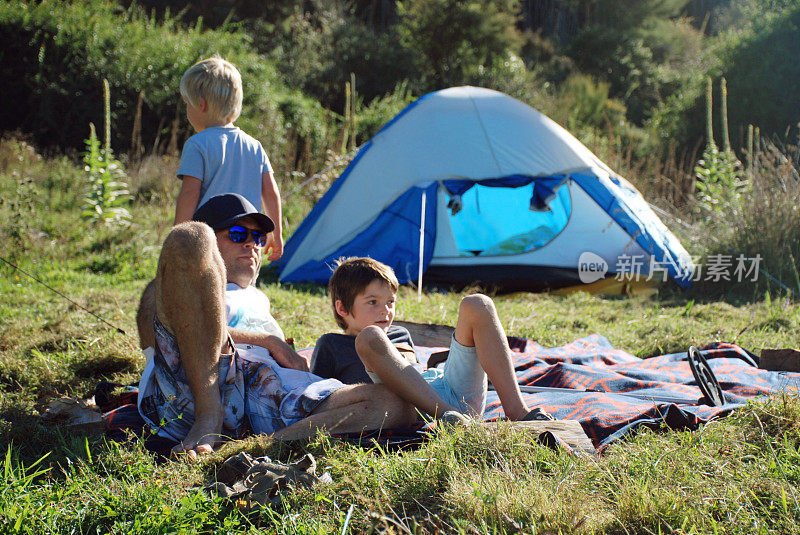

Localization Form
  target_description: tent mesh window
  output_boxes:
[448,182,571,256]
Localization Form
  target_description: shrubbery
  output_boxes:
[247,4,415,114]
[2,0,800,219]
[0,0,328,175]
[720,3,800,140]
[689,140,800,298]
[648,0,800,148]
[565,0,711,132]
[0,0,712,179]
[80,80,132,229]
[396,0,521,91]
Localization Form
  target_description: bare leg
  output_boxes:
[136,279,156,349]
[355,326,459,418]
[272,384,417,440]
[155,222,228,456]
[453,294,529,420]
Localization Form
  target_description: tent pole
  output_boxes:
[418,190,426,301]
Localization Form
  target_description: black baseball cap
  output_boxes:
[192,193,275,233]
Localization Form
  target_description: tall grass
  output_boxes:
[721,141,800,295]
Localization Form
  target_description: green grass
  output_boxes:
[2,138,800,532]
[2,402,800,533]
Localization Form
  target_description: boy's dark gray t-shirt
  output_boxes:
[311,325,414,384]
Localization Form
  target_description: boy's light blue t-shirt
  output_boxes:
[177,126,273,210]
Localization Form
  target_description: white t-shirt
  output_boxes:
[177,126,273,210]
[225,283,285,339]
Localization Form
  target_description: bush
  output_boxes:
[694,145,746,213]
[247,5,415,114]
[644,73,709,148]
[692,142,800,297]
[0,0,328,175]
[518,30,575,85]
[557,74,627,132]
[563,0,712,134]
[357,81,417,140]
[648,2,800,148]
[720,3,800,141]
[567,27,702,127]
[396,0,522,92]
[81,123,132,228]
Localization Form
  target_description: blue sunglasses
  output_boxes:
[227,225,267,247]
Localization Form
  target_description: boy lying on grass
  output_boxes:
[311,257,554,423]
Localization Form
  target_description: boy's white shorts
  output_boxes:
[421,335,487,417]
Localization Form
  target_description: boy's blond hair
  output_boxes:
[180,56,243,125]
[329,257,399,330]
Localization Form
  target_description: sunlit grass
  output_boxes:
[2,138,800,532]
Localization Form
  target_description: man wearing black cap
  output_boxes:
[136,194,415,458]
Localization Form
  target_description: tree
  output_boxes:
[248,3,414,112]
[396,0,522,90]
[564,0,707,125]
[653,0,800,146]
[576,0,689,31]
[722,3,800,139]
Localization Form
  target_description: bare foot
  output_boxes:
[171,416,223,460]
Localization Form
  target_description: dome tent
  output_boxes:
[274,86,693,292]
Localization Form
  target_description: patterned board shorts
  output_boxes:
[137,316,344,442]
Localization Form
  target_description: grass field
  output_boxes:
[2,139,800,533]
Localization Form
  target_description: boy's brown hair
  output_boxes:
[329,257,399,330]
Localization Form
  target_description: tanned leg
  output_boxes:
[453,294,529,420]
[136,279,156,350]
[354,326,459,418]
[155,222,228,457]
[272,384,417,441]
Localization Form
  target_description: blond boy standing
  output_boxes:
[173,56,283,260]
